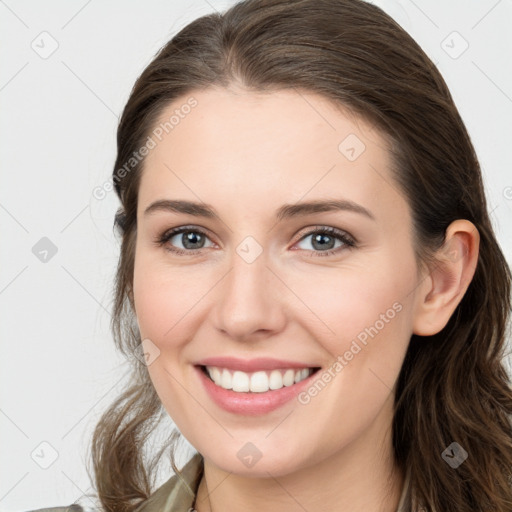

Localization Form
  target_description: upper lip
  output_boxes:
[195,357,320,373]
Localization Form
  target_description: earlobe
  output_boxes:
[413,220,480,336]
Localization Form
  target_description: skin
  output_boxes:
[132,86,479,512]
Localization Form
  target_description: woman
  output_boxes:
[30,0,512,511]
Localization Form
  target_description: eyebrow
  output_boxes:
[143,198,375,221]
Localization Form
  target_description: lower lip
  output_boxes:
[195,366,319,416]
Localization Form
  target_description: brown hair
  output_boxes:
[88,0,512,510]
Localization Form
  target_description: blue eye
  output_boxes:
[157,226,214,255]
[294,226,355,256]
[156,225,355,257]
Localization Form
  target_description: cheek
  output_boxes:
[132,253,203,421]
[133,255,190,348]
[134,276,170,341]
[292,260,411,354]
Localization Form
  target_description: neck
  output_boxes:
[194,402,404,512]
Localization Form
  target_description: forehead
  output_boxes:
[138,87,405,224]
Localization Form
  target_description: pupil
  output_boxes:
[313,233,334,250]
[183,231,203,249]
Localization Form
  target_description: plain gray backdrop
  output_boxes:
[1,0,511,510]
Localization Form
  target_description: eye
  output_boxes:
[156,226,215,255]
[155,225,356,257]
[293,226,355,257]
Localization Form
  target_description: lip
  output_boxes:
[195,356,318,372]
[194,364,321,416]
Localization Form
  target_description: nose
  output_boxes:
[212,248,287,342]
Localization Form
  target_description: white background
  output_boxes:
[1,0,511,510]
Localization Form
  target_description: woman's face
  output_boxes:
[133,86,423,476]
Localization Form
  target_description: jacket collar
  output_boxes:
[135,453,411,512]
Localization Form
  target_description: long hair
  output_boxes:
[88,1,512,510]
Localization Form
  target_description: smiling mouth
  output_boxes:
[199,365,321,393]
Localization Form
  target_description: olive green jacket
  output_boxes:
[27,452,410,511]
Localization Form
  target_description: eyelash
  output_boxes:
[155,225,356,257]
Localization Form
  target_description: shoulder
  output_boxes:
[134,452,204,512]
[24,453,204,512]
[23,506,85,512]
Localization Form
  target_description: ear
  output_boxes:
[127,283,136,313]
[412,219,480,336]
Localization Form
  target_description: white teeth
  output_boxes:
[210,367,222,385]
[269,370,283,390]
[283,369,295,386]
[250,371,268,393]
[221,368,232,389]
[205,366,315,393]
[232,371,250,392]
